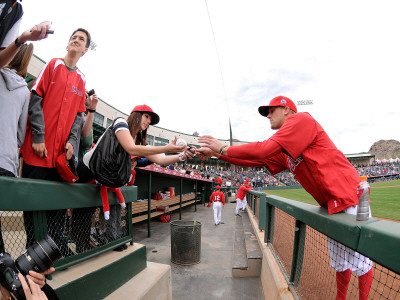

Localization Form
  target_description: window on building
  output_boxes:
[155,137,169,147]
[147,135,154,146]
[93,112,104,127]
[106,118,113,128]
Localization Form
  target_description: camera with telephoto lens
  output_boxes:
[0,235,62,300]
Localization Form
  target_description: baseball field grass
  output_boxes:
[265,179,400,221]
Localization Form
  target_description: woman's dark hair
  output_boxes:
[127,112,147,145]
[5,43,34,78]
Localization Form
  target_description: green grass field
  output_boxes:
[265,180,400,221]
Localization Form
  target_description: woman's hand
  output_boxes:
[165,137,187,153]
[18,273,48,300]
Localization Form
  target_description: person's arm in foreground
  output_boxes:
[116,132,187,157]
[198,135,282,161]
[146,145,196,165]
[0,24,49,68]
[81,92,98,137]
[18,273,48,300]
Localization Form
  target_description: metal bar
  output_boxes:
[179,178,183,220]
[195,180,198,212]
[147,172,152,237]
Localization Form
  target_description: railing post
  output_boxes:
[258,193,266,231]
[195,180,198,212]
[179,178,183,220]
[254,194,257,217]
[264,201,271,243]
[127,202,133,245]
[147,172,152,238]
[289,220,306,286]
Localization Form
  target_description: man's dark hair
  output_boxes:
[69,28,91,48]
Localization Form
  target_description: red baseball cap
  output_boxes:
[131,104,160,125]
[216,185,221,189]
[258,96,297,117]
[55,153,79,183]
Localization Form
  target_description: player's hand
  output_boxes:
[27,267,55,288]
[182,147,196,160]
[18,273,48,300]
[195,147,215,160]
[65,142,74,160]
[198,135,223,153]
[32,143,47,158]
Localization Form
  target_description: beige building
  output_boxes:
[27,54,243,150]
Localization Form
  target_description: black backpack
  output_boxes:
[0,0,23,46]
[88,118,132,187]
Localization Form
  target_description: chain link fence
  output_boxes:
[269,207,400,300]
[0,204,129,262]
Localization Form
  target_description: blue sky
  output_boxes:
[20,0,400,155]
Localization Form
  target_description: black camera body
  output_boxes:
[0,235,62,300]
[0,253,25,299]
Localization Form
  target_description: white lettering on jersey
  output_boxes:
[287,155,304,173]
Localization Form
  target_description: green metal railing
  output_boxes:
[246,190,400,299]
[0,176,136,271]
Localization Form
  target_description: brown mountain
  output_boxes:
[369,140,400,160]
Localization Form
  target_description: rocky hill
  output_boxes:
[369,140,400,160]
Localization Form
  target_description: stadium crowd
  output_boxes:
[153,160,400,188]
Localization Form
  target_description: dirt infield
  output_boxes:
[270,209,400,300]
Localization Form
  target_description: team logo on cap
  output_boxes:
[281,99,287,105]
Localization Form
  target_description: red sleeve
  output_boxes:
[221,192,225,205]
[227,139,283,161]
[269,113,317,159]
[219,155,267,167]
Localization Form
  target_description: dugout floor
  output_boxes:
[132,201,265,300]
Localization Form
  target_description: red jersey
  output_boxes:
[221,113,359,214]
[215,177,223,184]
[236,184,252,200]
[22,58,86,168]
[209,191,225,205]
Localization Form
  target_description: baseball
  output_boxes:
[176,138,187,147]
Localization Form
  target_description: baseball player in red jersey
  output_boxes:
[198,96,373,300]
[21,28,91,257]
[235,180,252,216]
[208,185,225,225]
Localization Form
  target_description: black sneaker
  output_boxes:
[220,222,225,224]
[235,214,241,217]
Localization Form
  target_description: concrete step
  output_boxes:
[232,215,248,271]
[104,261,172,300]
[232,210,262,278]
[51,243,147,299]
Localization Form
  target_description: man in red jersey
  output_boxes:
[207,185,225,225]
[21,28,91,257]
[235,180,252,216]
[197,96,373,300]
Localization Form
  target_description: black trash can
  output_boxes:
[170,220,201,265]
